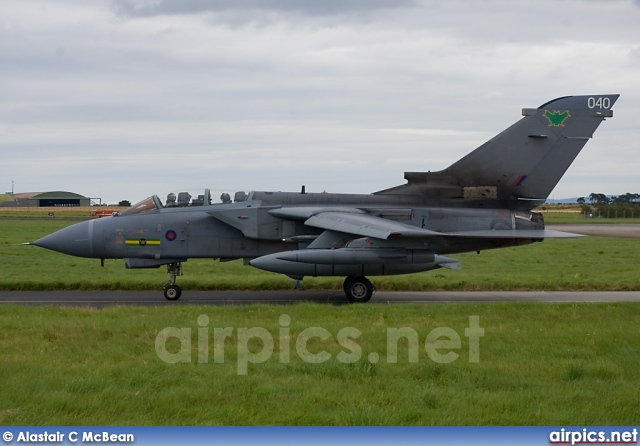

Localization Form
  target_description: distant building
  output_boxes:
[1,191,91,207]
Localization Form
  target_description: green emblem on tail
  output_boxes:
[543,110,571,127]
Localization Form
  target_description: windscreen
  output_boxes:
[117,196,158,216]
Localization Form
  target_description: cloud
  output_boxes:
[2,0,639,203]
[630,47,640,66]
[113,0,418,17]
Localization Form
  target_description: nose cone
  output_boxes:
[33,220,94,258]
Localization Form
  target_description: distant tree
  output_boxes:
[118,200,131,207]
[576,197,585,204]
[588,193,609,204]
[612,193,640,205]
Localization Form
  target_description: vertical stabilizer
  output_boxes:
[380,95,619,205]
[444,94,619,200]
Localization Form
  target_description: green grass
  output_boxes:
[1,219,639,291]
[2,217,640,426]
[0,303,638,425]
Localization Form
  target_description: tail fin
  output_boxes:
[446,94,619,200]
[379,95,619,205]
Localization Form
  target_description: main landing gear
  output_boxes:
[161,265,375,303]
[343,276,375,303]
[163,262,183,301]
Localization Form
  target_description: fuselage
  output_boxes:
[33,188,542,266]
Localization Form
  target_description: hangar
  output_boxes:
[2,191,91,207]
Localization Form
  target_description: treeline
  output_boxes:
[577,193,640,218]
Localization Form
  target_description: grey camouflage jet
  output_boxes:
[33,94,619,302]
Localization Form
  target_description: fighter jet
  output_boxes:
[33,94,619,302]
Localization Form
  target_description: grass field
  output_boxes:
[0,302,639,425]
[1,218,639,291]
[0,206,125,219]
[1,215,640,426]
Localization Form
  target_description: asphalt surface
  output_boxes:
[1,290,640,307]
[547,224,640,238]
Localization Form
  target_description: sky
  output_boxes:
[2,0,639,205]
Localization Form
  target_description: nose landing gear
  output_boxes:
[163,262,183,300]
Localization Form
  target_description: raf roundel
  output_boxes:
[165,230,177,241]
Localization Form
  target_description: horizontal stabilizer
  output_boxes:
[442,229,584,239]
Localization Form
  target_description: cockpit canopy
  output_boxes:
[164,191,206,207]
[118,189,250,216]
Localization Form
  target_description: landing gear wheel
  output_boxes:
[343,276,374,303]
[163,262,183,300]
[164,285,182,301]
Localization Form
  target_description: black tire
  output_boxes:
[164,285,182,301]
[343,276,373,303]
[343,276,355,295]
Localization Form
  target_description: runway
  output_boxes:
[1,290,640,307]
[547,224,640,238]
